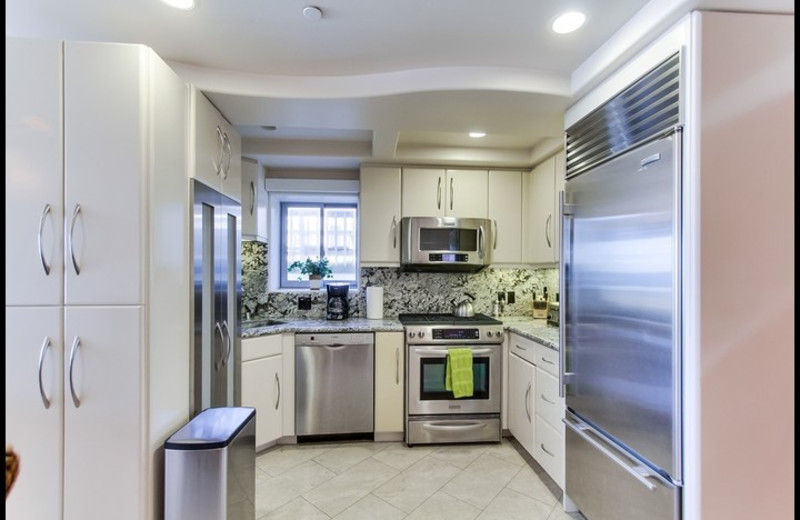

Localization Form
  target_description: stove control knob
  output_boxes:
[485,331,493,338]
[418,331,425,339]
[409,331,416,338]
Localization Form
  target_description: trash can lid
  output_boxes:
[165,407,255,451]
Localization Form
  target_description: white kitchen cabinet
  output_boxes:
[533,342,565,489]
[523,151,565,265]
[189,85,242,202]
[5,38,191,520]
[241,157,269,242]
[401,168,488,218]
[488,170,523,264]
[5,307,63,520]
[508,348,536,458]
[359,166,402,265]
[374,332,405,439]
[281,334,296,437]
[241,335,283,450]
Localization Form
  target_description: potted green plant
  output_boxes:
[287,256,333,290]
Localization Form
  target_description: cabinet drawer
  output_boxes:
[508,333,538,365]
[535,369,564,431]
[242,334,283,361]
[534,342,559,377]
[535,415,564,489]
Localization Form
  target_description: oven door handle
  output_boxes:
[421,421,488,431]
[415,348,494,356]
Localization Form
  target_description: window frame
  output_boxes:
[279,199,359,290]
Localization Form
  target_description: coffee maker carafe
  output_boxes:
[326,283,350,320]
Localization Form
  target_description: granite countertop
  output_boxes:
[240,317,404,338]
[242,315,559,349]
[501,317,560,350]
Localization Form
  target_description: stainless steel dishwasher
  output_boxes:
[295,332,374,439]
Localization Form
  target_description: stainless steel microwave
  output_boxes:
[400,216,492,272]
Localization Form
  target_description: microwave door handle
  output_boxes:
[478,225,485,259]
[492,219,498,250]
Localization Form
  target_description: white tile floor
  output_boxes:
[254,437,585,520]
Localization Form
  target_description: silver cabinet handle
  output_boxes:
[436,177,442,210]
[564,414,658,491]
[540,355,555,365]
[214,126,225,176]
[524,382,532,423]
[449,177,454,211]
[38,336,53,409]
[249,181,255,215]
[492,219,498,250]
[68,204,82,275]
[545,214,552,248]
[540,443,555,457]
[274,372,281,410]
[38,204,52,276]
[222,133,232,179]
[68,336,81,408]
[395,347,400,385]
[514,344,527,351]
[541,393,556,405]
[391,215,397,249]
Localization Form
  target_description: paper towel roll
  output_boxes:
[366,286,384,319]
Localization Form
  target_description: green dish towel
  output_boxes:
[445,348,474,398]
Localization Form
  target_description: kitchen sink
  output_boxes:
[241,318,285,328]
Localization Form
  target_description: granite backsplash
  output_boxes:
[242,240,558,320]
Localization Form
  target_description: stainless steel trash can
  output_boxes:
[164,407,256,520]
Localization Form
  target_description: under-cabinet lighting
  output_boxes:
[162,0,195,10]
[469,131,486,138]
[552,11,586,34]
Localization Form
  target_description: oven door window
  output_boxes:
[419,357,491,400]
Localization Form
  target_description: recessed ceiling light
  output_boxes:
[469,131,486,138]
[552,11,586,34]
[161,0,195,10]
[303,6,323,20]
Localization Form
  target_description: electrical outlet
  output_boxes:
[298,296,312,310]
[506,291,516,304]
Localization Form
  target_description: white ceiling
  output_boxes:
[6,0,793,171]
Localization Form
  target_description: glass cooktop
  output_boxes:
[398,313,502,326]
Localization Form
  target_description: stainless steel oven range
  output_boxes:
[399,313,504,446]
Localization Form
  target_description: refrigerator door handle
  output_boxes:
[558,191,575,397]
[564,414,658,491]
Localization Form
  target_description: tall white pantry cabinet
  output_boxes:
[5,38,191,520]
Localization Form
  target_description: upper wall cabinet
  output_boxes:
[360,166,402,265]
[401,168,488,218]
[488,170,523,264]
[523,151,565,265]
[241,158,268,242]
[189,85,242,202]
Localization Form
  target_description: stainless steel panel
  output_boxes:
[563,131,682,479]
[295,333,375,436]
[565,411,679,520]
[192,180,242,415]
[407,415,501,445]
[406,344,502,415]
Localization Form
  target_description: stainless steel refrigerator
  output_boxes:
[560,127,683,520]
[191,179,242,415]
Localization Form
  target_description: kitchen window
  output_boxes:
[280,201,358,289]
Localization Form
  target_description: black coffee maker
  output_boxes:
[326,283,350,320]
